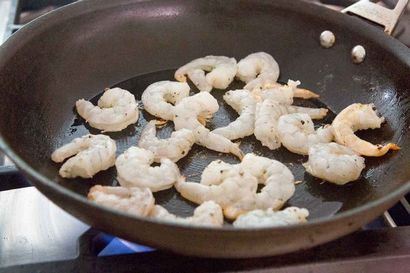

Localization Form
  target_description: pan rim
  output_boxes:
[0,0,409,233]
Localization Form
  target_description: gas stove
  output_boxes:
[0,1,409,272]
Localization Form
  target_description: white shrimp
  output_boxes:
[76,88,139,132]
[237,52,280,90]
[233,207,309,228]
[332,103,400,156]
[241,153,295,211]
[277,113,333,155]
[252,79,297,105]
[175,56,237,92]
[252,79,319,105]
[138,120,195,162]
[173,92,243,159]
[51,134,116,178]
[88,185,154,217]
[212,89,256,140]
[115,147,184,192]
[254,99,328,150]
[254,99,288,150]
[176,154,295,219]
[303,143,365,185]
[141,81,190,121]
[175,161,258,220]
[150,201,223,227]
[200,160,242,186]
[288,105,329,120]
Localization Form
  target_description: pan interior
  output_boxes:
[0,0,409,227]
[46,69,400,221]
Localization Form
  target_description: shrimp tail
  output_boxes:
[231,144,244,160]
[370,143,400,157]
[294,88,320,99]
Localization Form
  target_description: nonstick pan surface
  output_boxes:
[0,0,409,257]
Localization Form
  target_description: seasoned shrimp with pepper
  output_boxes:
[138,120,195,162]
[233,207,309,228]
[116,147,184,192]
[176,154,295,219]
[76,87,139,132]
[173,92,243,159]
[150,201,223,227]
[51,134,116,178]
[212,89,257,140]
[332,103,400,156]
[175,56,237,92]
[254,99,328,150]
[141,81,190,121]
[303,143,365,185]
[237,52,280,90]
[88,185,154,217]
[277,113,333,155]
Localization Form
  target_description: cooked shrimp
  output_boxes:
[175,56,237,92]
[138,120,195,162]
[200,159,242,186]
[76,88,139,132]
[176,155,295,219]
[287,105,328,120]
[175,159,258,219]
[237,52,280,90]
[51,134,116,178]
[254,99,288,150]
[277,113,333,155]
[141,81,190,121]
[150,201,223,227]
[233,207,309,228]
[241,153,295,211]
[252,79,297,105]
[212,89,256,140]
[173,92,243,159]
[254,99,328,150]
[116,147,184,192]
[303,143,365,185]
[332,103,400,156]
[252,79,319,103]
[88,185,154,217]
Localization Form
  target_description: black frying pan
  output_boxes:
[0,0,409,258]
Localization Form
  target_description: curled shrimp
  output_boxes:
[51,134,116,178]
[237,52,280,89]
[212,89,256,140]
[175,162,258,220]
[150,201,223,227]
[200,159,241,186]
[76,88,139,132]
[241,153,295,212]
[115,147,184,192]
[175,56,237,92]
[254,99,328,150]
[176,154,295,219]
[332,103,400,156]
[88,185,155,217]
[138,120,195,162]
[233,207,309,228]
[173,92,243,159]
[303,143,365,185]
[141,81,190,121]
[277,113,333,155]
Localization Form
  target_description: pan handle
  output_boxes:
[342,0,409,35]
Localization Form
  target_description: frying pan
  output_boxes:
[0,0,409,258]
